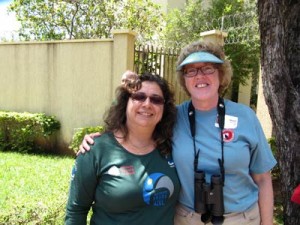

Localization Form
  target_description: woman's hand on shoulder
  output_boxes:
[77,132,102,156]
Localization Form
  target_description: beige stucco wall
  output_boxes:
[256,71,273,139]
[238,76,252,106]
[0,31,136,154]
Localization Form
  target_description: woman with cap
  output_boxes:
[78,41,277,225]
[173,40,276,225]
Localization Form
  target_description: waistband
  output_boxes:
[175,202,258,218]
[175,203,194,217]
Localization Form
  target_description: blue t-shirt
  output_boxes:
[173,99,277,213]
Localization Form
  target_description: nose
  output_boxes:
[195,69,206,76]
[142,97,152,106]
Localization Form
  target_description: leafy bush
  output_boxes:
[69,126,104,153]
[0,111,60,153]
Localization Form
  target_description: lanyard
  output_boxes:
[188,97,226,183]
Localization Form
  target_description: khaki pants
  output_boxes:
[174,203,260,225]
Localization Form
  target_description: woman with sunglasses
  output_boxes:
[65,72,180,225]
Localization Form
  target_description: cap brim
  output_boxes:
[177,51,224,70]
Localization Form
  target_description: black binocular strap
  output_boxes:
[188,102,199,171]
[188,97,226,183]
[217,98,225,183]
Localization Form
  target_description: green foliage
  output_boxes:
[163,0,260,102]
[8,0,165,42]
[0,111,60,153]
[69,126,104,153]
[163,1,206,46]
[268,136,277,155]
[268,136,280,178]
[0,152,74,224]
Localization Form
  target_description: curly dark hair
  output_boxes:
[103,72,177,156]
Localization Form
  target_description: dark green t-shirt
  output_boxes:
[66,132,180,225]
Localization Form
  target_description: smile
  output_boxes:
[138,111,153,117]
[195,83,208,88]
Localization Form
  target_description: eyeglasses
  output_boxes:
[183,65,216,77]
[130,92,165,105]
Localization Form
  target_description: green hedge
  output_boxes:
[0,111,60,153]
[69,126,104,153]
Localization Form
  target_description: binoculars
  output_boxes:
[194,171,224,224]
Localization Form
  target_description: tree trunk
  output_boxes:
[257,1,300,224]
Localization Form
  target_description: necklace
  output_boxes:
[113,131,155,155]
[128,138,154,149]
[126,138,155,155]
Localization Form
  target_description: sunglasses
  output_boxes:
[130,92,165,105]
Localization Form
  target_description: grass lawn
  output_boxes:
[0,151,74,225]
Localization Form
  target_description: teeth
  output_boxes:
[196,84,208,88]
[140,112,152,116]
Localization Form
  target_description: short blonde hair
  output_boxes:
[176,41,232,96]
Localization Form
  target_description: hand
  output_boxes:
[77,132,101,156]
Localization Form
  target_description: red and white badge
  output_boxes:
[222,129,234,142]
